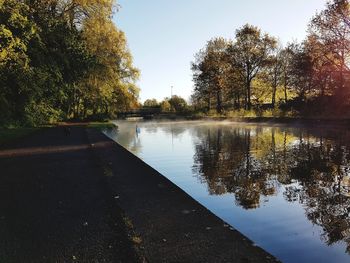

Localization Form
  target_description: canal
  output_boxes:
[104,120,350,263]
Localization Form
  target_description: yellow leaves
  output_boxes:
[52,0,140,112]
[82,16,130,69]
[83,17,117,52]
[48,0,116,29]
[68,0,115,18]
[72,0,115,9]
[0,24,29,69]
[80,7,139,105]
[0,49,8,66]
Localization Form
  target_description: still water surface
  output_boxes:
[105,121,350,263]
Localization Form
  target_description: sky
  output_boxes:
[113,0,328,103]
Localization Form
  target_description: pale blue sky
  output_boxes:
[114,0,328,103]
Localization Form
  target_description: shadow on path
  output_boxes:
[0,127,139,263]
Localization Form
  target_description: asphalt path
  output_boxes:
[0,126,140,263]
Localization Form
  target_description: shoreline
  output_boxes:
[202,116,350,126]
[125,115,350,128]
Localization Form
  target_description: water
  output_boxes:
[104,120,350,263]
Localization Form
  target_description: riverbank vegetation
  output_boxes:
[143,96,189,113]
[87,121,117,129]
[4,0,350,126]
[191,0,350,118]
[0,0,139,127]
[0,127,39,145]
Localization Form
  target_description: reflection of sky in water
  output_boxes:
[104,121,350,263]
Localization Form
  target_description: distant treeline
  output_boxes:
[0,0,139,126]
[191,0,350,117]
[143,96,189,113]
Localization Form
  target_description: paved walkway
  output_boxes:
[0,127,140,263]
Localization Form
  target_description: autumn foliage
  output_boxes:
[0,0,139,126]
[192,0,350,117]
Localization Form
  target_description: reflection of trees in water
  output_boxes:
[108,122,190,153]
[142,123,187,138]
[104,125,142,154]
[284,134,350,253]
[144,125,159,134]
[192,126,350,252]
[160,124,187,138]
[193,126,281,209]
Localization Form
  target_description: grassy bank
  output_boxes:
[0,128,40,145]
[133,111,350,128]
[185,108,350,121]
[0,121,116,146]
[86,121,117,129]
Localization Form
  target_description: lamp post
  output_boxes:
[170,86,174,112]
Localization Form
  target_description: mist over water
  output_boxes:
[105,121,350,263]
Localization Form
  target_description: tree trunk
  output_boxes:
[216,90,222,113]
[339,50,345,98]
[237,93,241,108]
[282,70,288,103]
[272,79,277,107]
[284,82,288,103]
[247,77,251,110]
[207,95,211,112]
[321,79,326,98]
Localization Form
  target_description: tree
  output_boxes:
[259,44,284,107]
[0,0,139,125]
[304,34,336,98]
[280,44,296,103]
[191,38,231,113]
[228,24,277,110]
[0,0,38,123]
[270,46,283,107]
[144,99,159,108]
[309,0,350,101]
[168,95,188,112]
[160,100,171,112]
[225,61,245,109]
[289,43,314,100]
[78,1,139,117]
[192,49,213,111]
